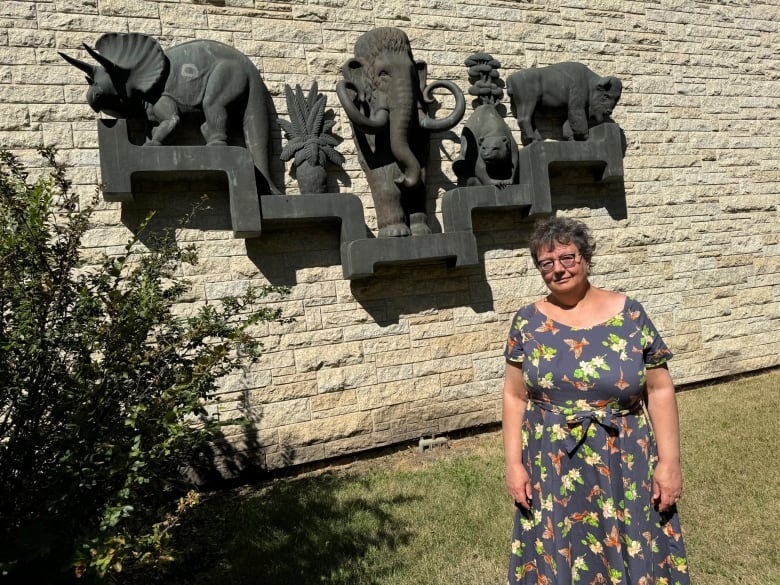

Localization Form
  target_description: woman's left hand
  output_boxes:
[652,459,683,513]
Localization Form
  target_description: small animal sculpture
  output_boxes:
[60,32,279,193]
[506,62,622,146]
[453,104,519,187]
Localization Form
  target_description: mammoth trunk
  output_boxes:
[389,90,422,189]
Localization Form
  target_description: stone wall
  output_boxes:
[2,0,778,473]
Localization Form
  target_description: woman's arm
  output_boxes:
[502,361,533,509]
[645,364,683,513]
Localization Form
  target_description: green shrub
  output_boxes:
[0,148,286,582]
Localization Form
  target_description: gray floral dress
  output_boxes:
[504,297,690,585]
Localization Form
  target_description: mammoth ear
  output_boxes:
[94,33,166,96]
[416,60,428,93]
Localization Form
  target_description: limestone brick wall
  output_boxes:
[2,0,778,472]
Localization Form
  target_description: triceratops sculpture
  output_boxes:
[60,32,279,194]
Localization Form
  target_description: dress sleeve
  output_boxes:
[503,309,529,364]
[633,300,673,368]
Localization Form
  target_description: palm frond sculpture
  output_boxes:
[279,82,345,194]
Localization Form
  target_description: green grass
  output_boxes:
[136,368,780,585]
[677,369,780,585]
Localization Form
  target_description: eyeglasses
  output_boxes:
[536,253,582,273]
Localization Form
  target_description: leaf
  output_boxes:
[306,80,319,111]
[277,118,294,137]
[323,145,345,166]
[286,83,309,137]
[293,147,308,167]
[306,95,326,135]
[280,137,305,162]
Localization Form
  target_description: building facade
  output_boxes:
[2,0,778,473]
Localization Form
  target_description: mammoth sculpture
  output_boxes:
[336,27,466,237]
[60,32,279,193]
[506,62,622,146]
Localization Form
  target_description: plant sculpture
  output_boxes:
[279,82,345,194]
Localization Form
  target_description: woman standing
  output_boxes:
[503,216,689,584]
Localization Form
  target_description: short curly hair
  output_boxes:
[529,216,596,265]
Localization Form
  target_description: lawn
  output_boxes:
[139,368,780,585]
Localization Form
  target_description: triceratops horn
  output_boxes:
[83,43,117,71]
[59,51,95,77]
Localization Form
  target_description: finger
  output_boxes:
[514,495,530,510]
[659,493,679,513]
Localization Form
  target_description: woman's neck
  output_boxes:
[546,282,592,310]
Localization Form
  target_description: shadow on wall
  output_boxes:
[118,166,626,326]
[120,174,234,243]
[425,129,462,234]
[548,165,627,220]
[245,219,345,283]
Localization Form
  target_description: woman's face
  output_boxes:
[535,241,589,295]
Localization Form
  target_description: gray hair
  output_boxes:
[529,216,596,265]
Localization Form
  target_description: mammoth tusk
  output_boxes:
[419,79,466,132]
[336,80,389,135]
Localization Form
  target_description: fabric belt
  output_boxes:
[531,400,643,456]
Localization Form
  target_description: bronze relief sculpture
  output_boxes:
[336,27,466,237]
[60,32,279,194]
[279,82,345,194]
[506,62,622,146]
[61,27,625,277]
[453,53,519,188]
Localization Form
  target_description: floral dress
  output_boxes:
[504,297,689,585]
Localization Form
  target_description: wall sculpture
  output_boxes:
[67,29,625,277]
[453,54,519,187]
[506,62,623,145]
[278,82,345,194]
[59,32,279,195]
[335,26,466,237]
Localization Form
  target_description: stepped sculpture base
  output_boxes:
[96,120,624,279]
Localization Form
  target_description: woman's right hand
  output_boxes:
[505,463,533,509]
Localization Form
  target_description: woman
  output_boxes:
[503,216,689,584]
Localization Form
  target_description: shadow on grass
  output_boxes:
[135,473,418,585]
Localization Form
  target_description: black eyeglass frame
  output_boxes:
[535,253,583,273]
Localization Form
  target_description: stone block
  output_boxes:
[252,397,311,429]
[316,363,377,393]
[159,5,208,29]
[266,444,326,469]
[294,341,363,373]
[356,375,440,410]
[413,356,467,377]
[428,331,489,358]
[376,364,414,383]
[311,389,358,413]
[277,411,373,448]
